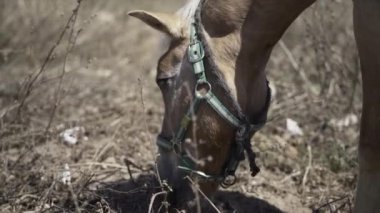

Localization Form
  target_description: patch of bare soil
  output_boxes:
[0,0,358,212]
[93,175,282,213]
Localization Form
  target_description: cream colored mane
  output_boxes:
[176,0,200,24]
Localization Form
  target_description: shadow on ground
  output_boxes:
[94,175,282,213]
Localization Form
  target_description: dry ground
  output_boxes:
[0,0,360,212]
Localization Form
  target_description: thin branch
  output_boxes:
[186,176,221,213]
[137,78,164,187]
[68,183,81,213]
[279,170,301,183]
[278,40,318,96]
[302,143,312,189]
[16,0,83,118]
[148,191,167,213]
[45,0,83,134]
[313,196,351,213]
[124,159,136,184]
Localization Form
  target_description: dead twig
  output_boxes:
[137,78,164,186]
[302,143,312,189]
[312,196,352,213]
[148,191,168,213]
[279,40,318,96]
[186,176,221,213]
[70,162,144,173]
[68,184,81,213]
[279,170,301,183]
[124,159,136,183]
[123,157,149,171]
[16,0,83,118]
[45,0,83,135]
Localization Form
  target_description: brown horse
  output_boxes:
[129,0,380,212]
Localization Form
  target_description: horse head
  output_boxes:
[128,0,270,209]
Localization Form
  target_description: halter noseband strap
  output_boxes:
[156,4,269,187]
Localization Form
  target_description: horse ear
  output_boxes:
[128,10,182,38]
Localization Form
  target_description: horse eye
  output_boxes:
[156,76,176,88]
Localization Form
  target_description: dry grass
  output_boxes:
[0,0,358,212]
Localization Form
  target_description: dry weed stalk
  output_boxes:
[186,177,221,213]
[301,143,312,189]
[137,77,170,211]
[16,0,83,125]
[45,0,83,135]
[279,40,318,96]
[312,196,352,213]
[148,191,168,213]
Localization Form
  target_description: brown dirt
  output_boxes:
[0,0,359,212]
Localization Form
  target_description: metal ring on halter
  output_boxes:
[221,175,237,188]
[195,80,212,99]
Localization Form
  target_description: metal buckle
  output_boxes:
[195,80,212,99]
[187,40,205,63]
[221,175,237,188]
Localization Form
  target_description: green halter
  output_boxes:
[156,16,267,187]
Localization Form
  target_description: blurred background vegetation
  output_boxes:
[0,0,359,212]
